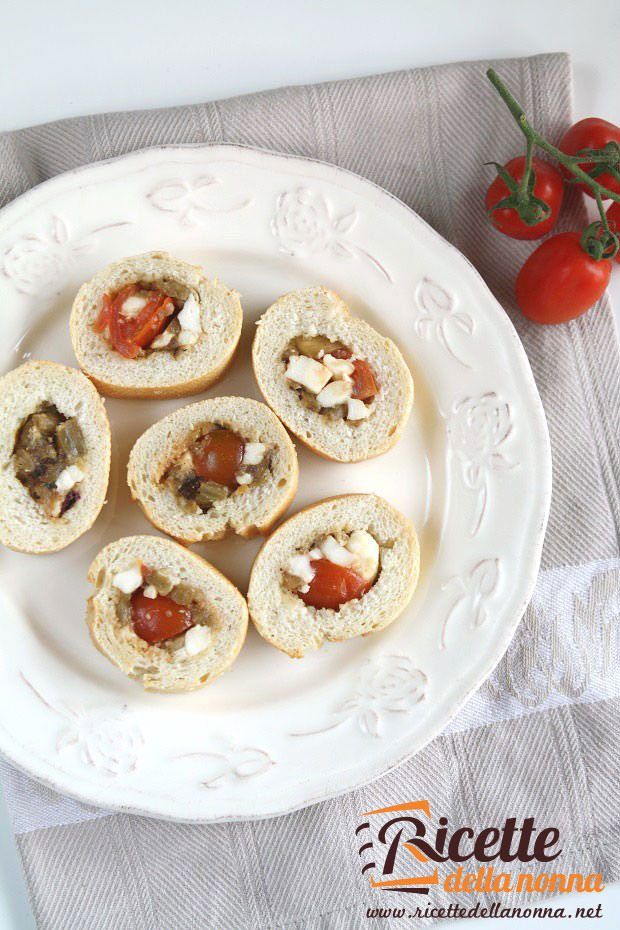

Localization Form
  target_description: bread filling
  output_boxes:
[163,424,272,514]
[112,562,213,656]
[12,404,86,519]
[94,281,203,359]
[283,335,378,421]
[283,529,380,610]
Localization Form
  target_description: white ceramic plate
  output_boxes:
[0,145,550,821]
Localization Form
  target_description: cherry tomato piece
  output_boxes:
[95,285,174,357]
[605,201,620,264]
[351,359,378,400]
[320,347,378,401]
[485,156,564,240]
[130,295,174,348]
[131,590,194,644]
[515,232,611,324]
[299,558,372,610]
[192,429,244,489]
[558,118,620,197]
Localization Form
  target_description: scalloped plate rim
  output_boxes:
[0,143,551,822]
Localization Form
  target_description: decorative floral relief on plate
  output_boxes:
[173,746,275,789]
[146,176,251,226]
[291,654,427,739]
[447,392,516,536]
[414,277,474,367]
[440,559,501,649]
[2,216,131,296]
[20,673,143,777]
[271,187,393,282]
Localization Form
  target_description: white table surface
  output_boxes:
[1,1,619,926]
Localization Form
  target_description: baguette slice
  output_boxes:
[0,360,111,554]
[70,251,243,398]
[127,397,298,543]
[252,287,413,462]
[87,535,248,692]
[248,494,419,657]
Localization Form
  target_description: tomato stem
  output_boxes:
[517,136,534,197]
[486,69,620,207]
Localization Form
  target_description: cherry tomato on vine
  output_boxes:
[605,202,620,264]
[515,232,611,324]
[558,118,620,197]
[485,156,564,240]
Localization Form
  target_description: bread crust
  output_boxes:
[0,360,111,554]
[252,287,413,462]
[87,535,248,692]
[70,251,243,399]
[127,396,299,544]
[247,494,420,657]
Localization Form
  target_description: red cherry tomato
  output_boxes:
[558,118,620,197]
[192,429,244,489]
[131,590,194,644]
[129,295,174,349]
[351,359,378,401]
[299,558,372,610]
[95,285,174,358]
[484,156,564,240]
[515,232,611,324]
[606,201,620,264]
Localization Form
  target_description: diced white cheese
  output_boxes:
[299,583,310,594]
[322,353,354,380]
[285,355,332,394]
[236,472,253,486]
[309,548,322,560]
[177,329,200,347]
[242,442,266,466]
[286,553,316,585]
[184,625,212,656]
[143,585,158,599]
[178,293,202,333]
[112,564,143,595]
[316,379,352,408]
[347,398,371,421]
[121,294,148,318]
[55,465,84,493]
[320,535,356,567]
[346,530,380,582]
[150,328,174,349]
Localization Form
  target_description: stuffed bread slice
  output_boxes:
[70,251,242,398]
[0,360,111,554]
[252,287,413,462]
[127,396,298,543]
[87,535,248,692]
[247,494,419,657]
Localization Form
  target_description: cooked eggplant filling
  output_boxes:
[282,530,380,610]
[113,563,213,654]
[283,335,378,422]
[94,280,202,359]
[162,424,272,514]
[12,405,86,519]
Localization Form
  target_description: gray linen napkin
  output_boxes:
[1,53,620,930]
